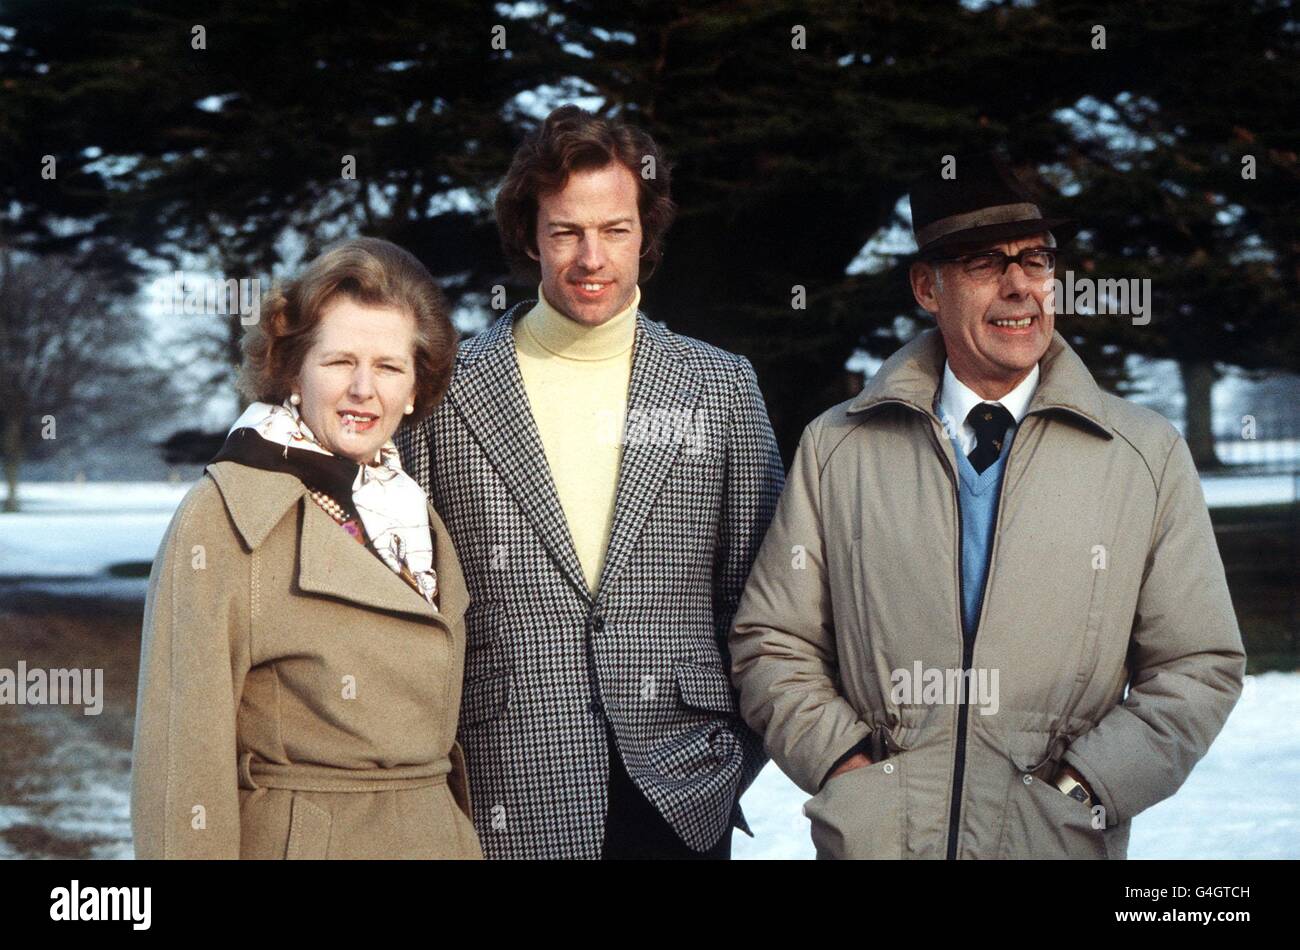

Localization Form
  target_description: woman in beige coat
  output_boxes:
[131,238,482,859]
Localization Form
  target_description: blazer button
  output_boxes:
[592,617,606,633]
[588,700,603,715]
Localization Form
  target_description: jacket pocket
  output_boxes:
[803,757,904,860]
[998,765,1107,859]
[285,794,332,860]
[671,446,726,479]
[460,672,512,728]
[674,661,736,715]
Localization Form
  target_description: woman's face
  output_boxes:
[295,296,418,464]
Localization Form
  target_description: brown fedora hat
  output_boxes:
[908,151,1077,259]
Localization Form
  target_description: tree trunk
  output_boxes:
[1178,359,1220,470]
[3,413,22,512]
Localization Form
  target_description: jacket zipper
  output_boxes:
[925,415,1016,860]
[944,473,969,860]
[859,398,1020,859]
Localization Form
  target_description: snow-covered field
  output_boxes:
[0,481,190,579]
[1202,473,1298,508]
[0,703,135,861]
[1,479,1296,859]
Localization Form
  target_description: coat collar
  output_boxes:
[450,301,700,603]
[846,328,1113,439]
[206,460,304,550]
[204,460,468,626]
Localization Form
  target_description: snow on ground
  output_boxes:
[0,482,191,577]
[1214,439,1300,468]
[0,703,135,861]
[1201,473,1298,508]
[734,671,1300,859]
[4,481,194,514]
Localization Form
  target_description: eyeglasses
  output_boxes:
[930,248,1056,281]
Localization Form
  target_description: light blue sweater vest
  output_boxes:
[938,407,1015,639]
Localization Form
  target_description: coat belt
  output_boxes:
[237,751,451,792]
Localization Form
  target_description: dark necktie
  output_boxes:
[965,403,1015,474]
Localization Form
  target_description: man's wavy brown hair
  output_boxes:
[496,105,676,282]
[237,237,455,424]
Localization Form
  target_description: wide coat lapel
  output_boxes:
[297,498,466,628]
[207,460,463,628]
[594,315,700,601]
[447,304,589,599]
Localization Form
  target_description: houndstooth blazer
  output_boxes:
[395,301,784,859]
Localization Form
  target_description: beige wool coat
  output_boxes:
[731,329,1245,859]
[131,460,483,859]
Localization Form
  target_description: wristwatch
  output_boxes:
[1054,769,1094,807]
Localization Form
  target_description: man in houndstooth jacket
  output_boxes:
[395,106,784,859]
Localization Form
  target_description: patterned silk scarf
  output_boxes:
[218,399,439,607]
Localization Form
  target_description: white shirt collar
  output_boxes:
[938,361,1040,455]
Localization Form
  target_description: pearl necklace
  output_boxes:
[309,490,350,524]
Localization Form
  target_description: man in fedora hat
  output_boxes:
[729,152,1244,858]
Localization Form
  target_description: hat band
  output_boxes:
[915,202,1042,249]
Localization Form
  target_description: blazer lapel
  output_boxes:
[448,306,589,599]
[594,315,701,601]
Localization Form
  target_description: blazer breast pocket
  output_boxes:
[671,446,726,476]
[663,451,726,519]
[463,596,523,653]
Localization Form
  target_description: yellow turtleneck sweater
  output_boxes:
[512,284,640,594]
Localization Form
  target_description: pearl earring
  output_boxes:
[404,404,414,415]
[289,393,301,406]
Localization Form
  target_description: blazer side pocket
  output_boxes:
[998,762,1107,860]
[674,661,736,715]
[460,672,513,728]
